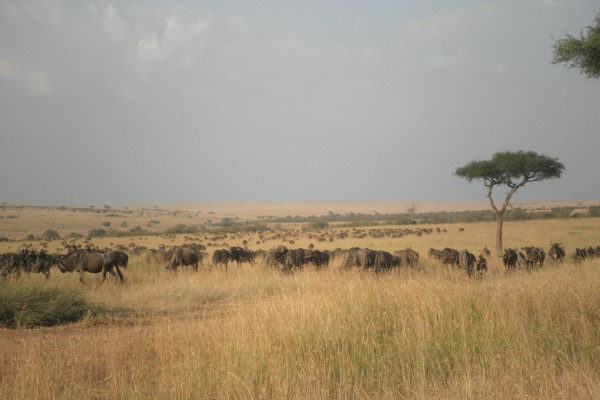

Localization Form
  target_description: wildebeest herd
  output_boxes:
[0,241,597,283]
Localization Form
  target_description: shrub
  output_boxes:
[41,229,61,241]
[87,229,106,238]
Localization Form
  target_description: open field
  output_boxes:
[1,200,598,241]
[1,203,600,399]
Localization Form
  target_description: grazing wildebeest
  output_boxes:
[283,248,306,272]
[229,246,255,267]
[427,248,444,260]
[502,248,518,270]
[341,248,377,271]
[458,249,476,275]
[304,249,330,269]
[475,255,488,276]
[0,251,62,279]
[574,248,587,264]
[548,243,565,263]
[212,249,231,269]
[586,246,598,258]
[167,248,200,271]
[263,246,289,269]
[520,247,545,269]
[394,248,420,268]
[373,250,394,272]
[438,248,459,268]
[58,250,124,283]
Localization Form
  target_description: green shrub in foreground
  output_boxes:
[0,285,92,328]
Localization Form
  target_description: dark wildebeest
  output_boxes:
[58,250,124,283]
[373,250,394,272]
[427,248,443,260]
[438,248,459,268]
[458,249,476,275]
[520,247,545,269]
[111,251,129,269]
[341,248,377,270]
[230,246,255,267]
[212,249,231,269]
[548,243,565,263]
[304,249,330,269]
[167,248,200,271]
[502,248,518,270]
[283,248,306,272]
[263,246,288,269]
[394,248,420,268]
[574,248,587,264]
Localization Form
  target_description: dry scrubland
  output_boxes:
[1,205,600,399]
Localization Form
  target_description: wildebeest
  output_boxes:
[341,248,377,270]
[0,250,62,279]
[57,250,124,283]
[373,250,394,272]
[574,248,587,264]
[230,246,255,267]
[520,247,545,269]
[458,249,476,274]
[212,249,231,269]
[167,248,200,271]
[263,246,289,269]
[502,248,518,270]
[394,248,420,268]
[283,248,306,272]
[111,251,129,269]
[430,247,460,268]
[548,243,565,263]
[304,249,330,269]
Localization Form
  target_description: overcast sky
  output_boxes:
[1,0,598,206]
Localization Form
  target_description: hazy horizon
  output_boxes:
[1,1,599,205]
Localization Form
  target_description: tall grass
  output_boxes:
[1,260,600,399]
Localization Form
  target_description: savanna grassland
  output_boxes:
[1,203,600,399]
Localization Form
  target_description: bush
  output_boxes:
[87,229,106,238]
[0,285,92,328]
[41,229,61,241]
[102,221,111,228]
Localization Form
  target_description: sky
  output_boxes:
[0,0,599,206]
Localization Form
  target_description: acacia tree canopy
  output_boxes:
[455,151,565,189]
[552,12,600,79]
[455,151,565,254]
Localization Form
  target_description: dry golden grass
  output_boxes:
[1,204,600,399]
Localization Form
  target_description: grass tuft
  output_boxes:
[0,284,92,328]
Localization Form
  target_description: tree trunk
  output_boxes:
[495,210,504,255]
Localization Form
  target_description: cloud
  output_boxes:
[0,59,52,96]
[528,0,578,7]
[135,14,210,78]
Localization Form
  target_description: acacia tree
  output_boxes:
[552,12,600,79]
[455,151,565,255]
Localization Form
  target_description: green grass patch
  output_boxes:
[0,284,93,328]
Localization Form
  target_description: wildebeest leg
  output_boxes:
[114,266,124,284]
[79,270,85,283]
